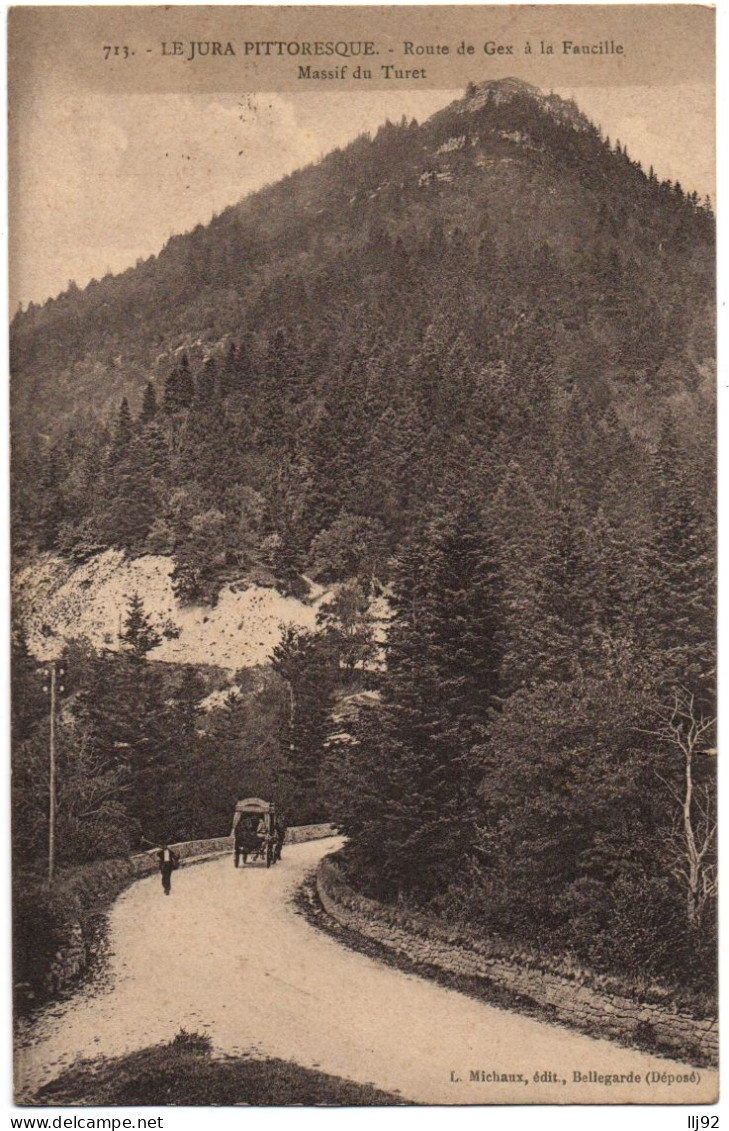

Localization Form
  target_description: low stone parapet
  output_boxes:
[285,822,338,845]
[128,824,337,874]
[129,836,233,876]
[316,853,718,1067]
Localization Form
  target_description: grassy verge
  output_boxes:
[33,1031,406,1106]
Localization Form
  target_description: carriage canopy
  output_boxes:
[231,797,275,834]
[234,798,274,814]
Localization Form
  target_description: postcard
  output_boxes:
[8,4,717,1108]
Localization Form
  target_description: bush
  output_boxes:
[13,874,79,1009]
[169,1029,212,1056]
[12,858,138,1013]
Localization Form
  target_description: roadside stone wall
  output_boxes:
[24,825,338,1012]
[128,823,337,874]
[128,823,337,875]
[129,836,234,876]
[286,822,338,845]
[316,854,718,1067]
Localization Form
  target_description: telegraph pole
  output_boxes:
[48,661,57,886]
[44,659,65,886]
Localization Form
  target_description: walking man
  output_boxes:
[158,843,180,895]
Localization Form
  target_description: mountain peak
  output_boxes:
[459,77,592,132]
[464,77,542,108]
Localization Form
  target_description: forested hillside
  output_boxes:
[12,80,715,1003]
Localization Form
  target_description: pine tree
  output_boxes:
[336,504,504,900]
[120,592,161,659]
[163,365,180,413]
[138,421,170,480]
[158,666,208,840]
[196,357,219,403]
[35,448,66,550]
[72,647,171,844]
[111,398,133,457]
[502,475,591,689]
[316,581,377,677]
[98,434,159,553]
[637,423,715,702]
[177,353,195,407]
[140,381,158,424]
[163,353,195,413]
[271,626,336,821]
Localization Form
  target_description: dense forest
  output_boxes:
[12,80,715,1004]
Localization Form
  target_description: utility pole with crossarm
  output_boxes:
[43,659,65,886]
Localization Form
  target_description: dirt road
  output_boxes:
[15,839,717,1104]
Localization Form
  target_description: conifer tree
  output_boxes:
[140,381,157,424]
[108,398,133,466]
[316,581,377,677]
[163,353,195,413]
[163,365,180,414]
[120,592,161,659]
[35,449,66,550]
[138,421,170,481]
[177,352,195,407]
[637,424,715,703]
[336,504,504,900]
[196,357,219,403]
[271,626,335,821]
[98,435,159,553]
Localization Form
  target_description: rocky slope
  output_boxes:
[13,551,323,670]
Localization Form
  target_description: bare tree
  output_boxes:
[643,688,716,927]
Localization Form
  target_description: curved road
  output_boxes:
[15,839,717,1105]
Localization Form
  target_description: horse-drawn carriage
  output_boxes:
[231,798,284,868]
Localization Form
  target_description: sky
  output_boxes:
[9,90,457,311]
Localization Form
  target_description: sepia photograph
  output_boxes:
[7,3,718,1110]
